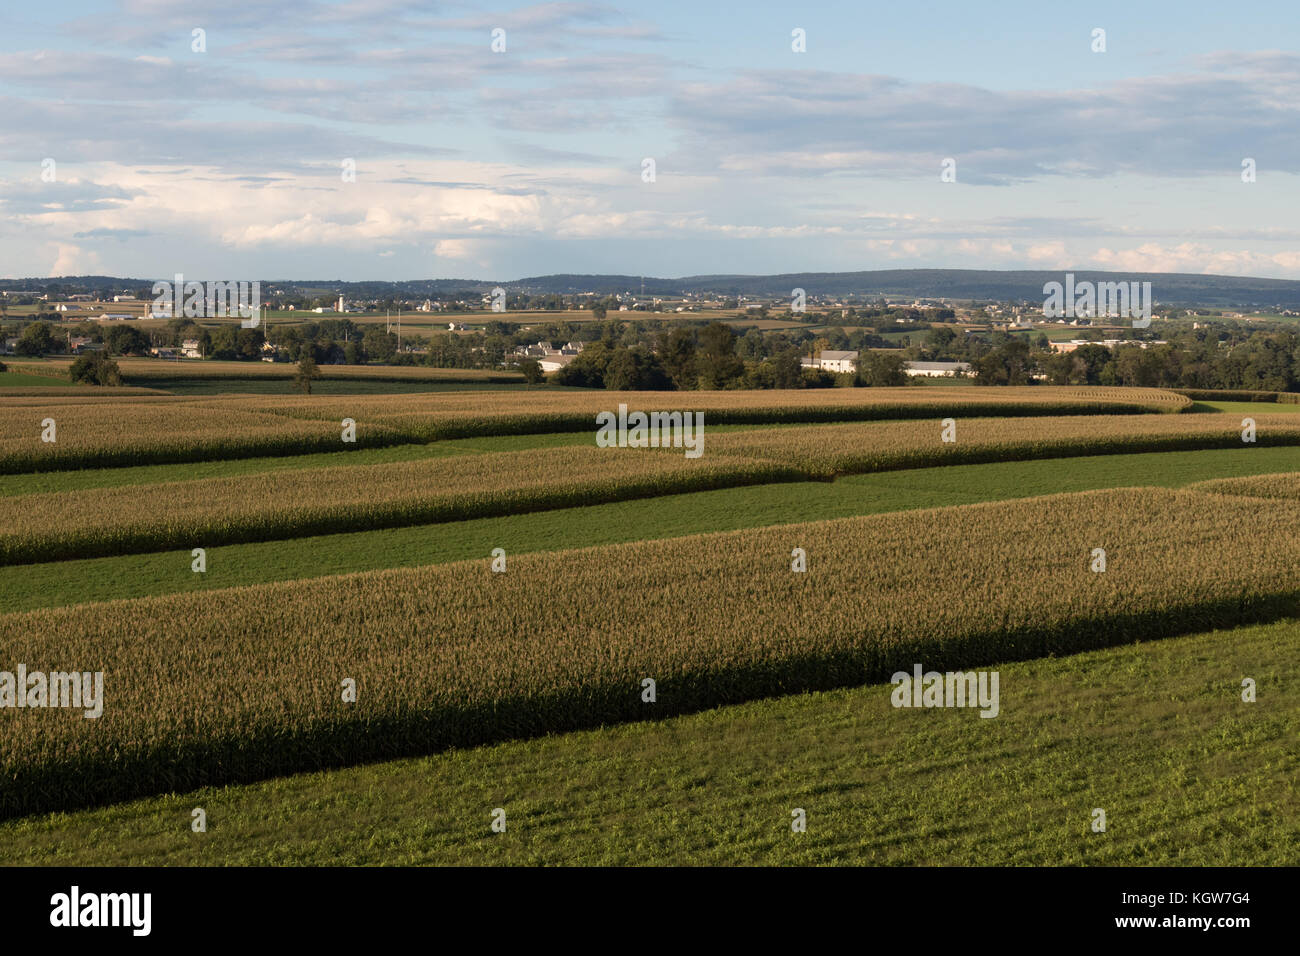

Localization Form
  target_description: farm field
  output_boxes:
[0,385,1190,472]
[1,445,1298,612]
[8,412,1300,564]
[5,482,1300,818]
[4,616,1293,866]
[6,358,527,395]
[1,380,1297,866]
[1189,400,1300,416]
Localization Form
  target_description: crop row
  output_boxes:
[707,412,1300,477]
[0,412,1292,565]
[0,403,408,473]
[0,448,804,564]
[1189,472,1300,499]
[0,386,1192,473]
[227,385,1191,438]
[2,484,1298,819]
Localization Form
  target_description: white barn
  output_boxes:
[904,360,973,377]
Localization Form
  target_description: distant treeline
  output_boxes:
[6,312,1300,393]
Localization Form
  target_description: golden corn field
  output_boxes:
[0,402,405,472]
[2,484,1298,819]
[0,448,802,563]
[1190,472,1300,499]
[709,412,1300,476]
[0,411,1291,564]
[212,384,1190,431]
[0,385,1191,472]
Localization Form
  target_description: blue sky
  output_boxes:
[1,0,1299,281]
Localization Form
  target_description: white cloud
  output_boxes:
[49,243,102,276]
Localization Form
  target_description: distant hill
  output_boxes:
[507,270,1300,306]
[6,269,1300,307]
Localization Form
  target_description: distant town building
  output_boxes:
[1050,339,1167,353]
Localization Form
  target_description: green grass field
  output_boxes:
[5,617,1292,866]
[0,371,73,388]
[1189,400,1300,416]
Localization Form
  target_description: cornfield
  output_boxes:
[708,412,1300,477]
[1190,472,1300,499]
[0,386,1193,472]
[2,484,1297,819]
[0,411,1291,564]
[0,448,802,564]
[0,402,406,473]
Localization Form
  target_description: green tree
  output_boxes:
[69,351,122,386]
[208,325,238,360]
[696,323,745,389]
[858,351,908,387]
[974,339,1034,385]
[772,348,803,389]
[362,328,398,363]
[554,343,612,388]
[104,324,148,356]
[16,322,54,356]
[603,346,671,390]
[517,358,545,384]
[655,327,697,388]
[293,354,321,394]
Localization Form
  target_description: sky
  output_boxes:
[2,0,1299,282]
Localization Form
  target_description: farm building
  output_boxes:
[540,353,578,373]
[904,360,973,377]
[809,350,860,373]
[1050,339,1167,353]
